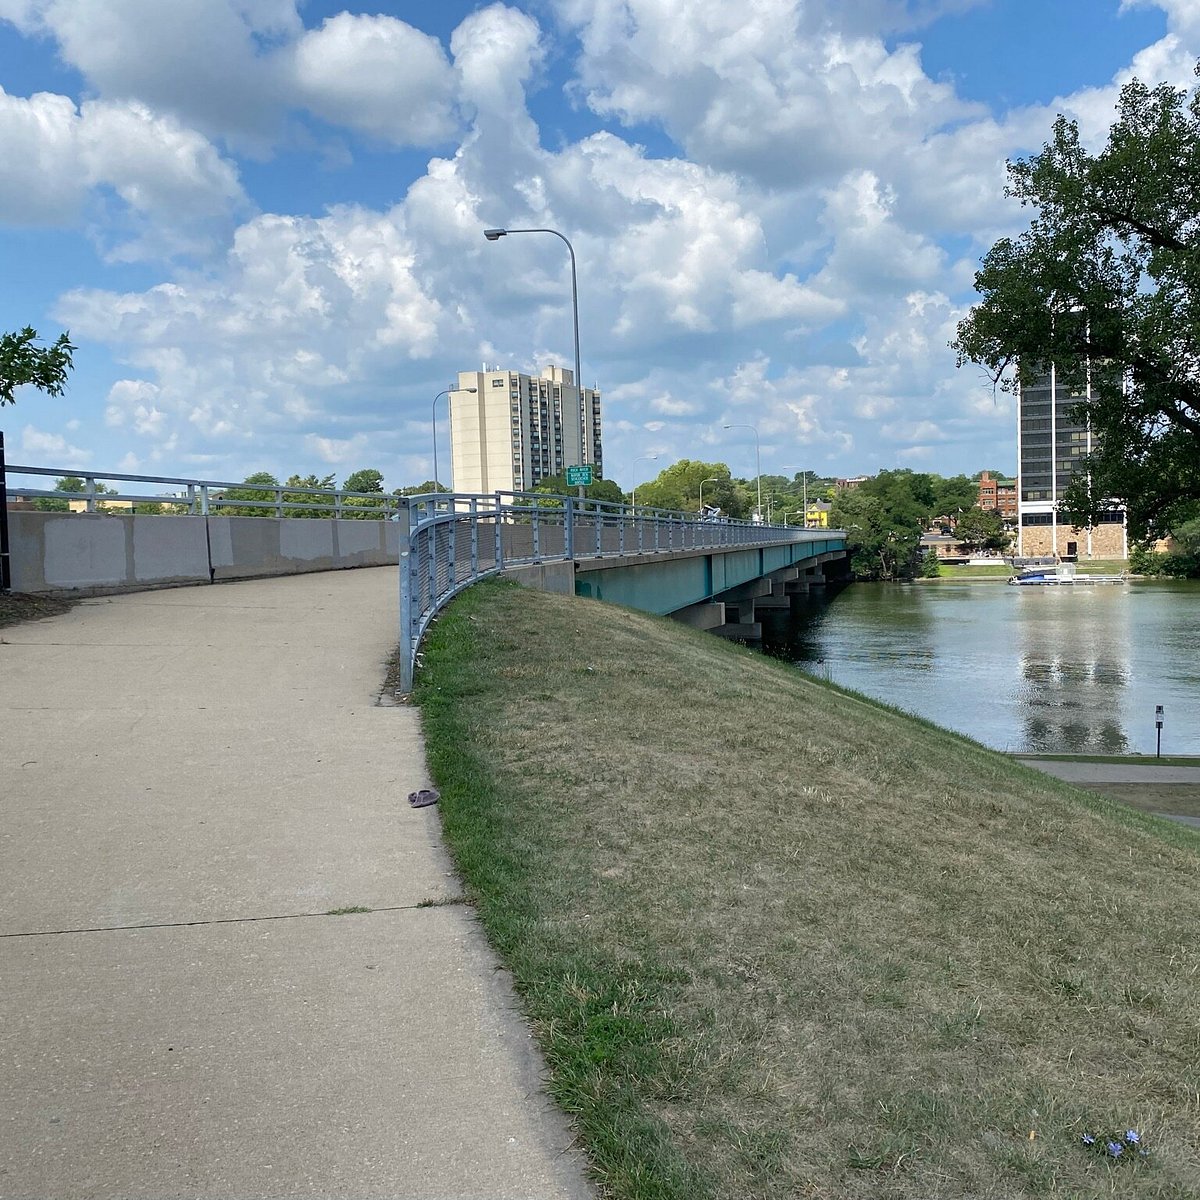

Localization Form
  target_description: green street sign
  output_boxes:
[566,465,594,487]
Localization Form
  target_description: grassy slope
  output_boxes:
[416,580,1200,1200]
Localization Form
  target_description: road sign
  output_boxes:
[565,465,593,487]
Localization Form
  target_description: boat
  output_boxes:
[1007,562,1126,586]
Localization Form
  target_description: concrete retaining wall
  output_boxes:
[9,512,399,595]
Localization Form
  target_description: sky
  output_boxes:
[1,0,1197,495]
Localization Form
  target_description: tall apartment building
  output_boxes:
[449,365,602,495]
[1017,366,1126,558]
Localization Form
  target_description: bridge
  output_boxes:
[1,465,848,692]
[396,491,848,691]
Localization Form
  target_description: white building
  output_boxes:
[449,365,602,494]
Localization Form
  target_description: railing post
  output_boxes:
[0,431,10,592]
[335,490,343,518]
[564,495,574,561]
[396,497,415,694]
[494,491,503,567]
[618,505,625,556]
[199,484,210,516]
[532,504,541,562]
[470,497,479,576]
[594,499,602,556]
[448,507,457,587]
[85,475,97,513]
[275,487,283,517]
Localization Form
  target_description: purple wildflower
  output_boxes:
[1125,1130,1141,1144]
[1106,1141,1124,1158]
[1081,1134,1096,1146]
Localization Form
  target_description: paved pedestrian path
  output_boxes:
[0,569,592,1199]
[1016,757,1200,830]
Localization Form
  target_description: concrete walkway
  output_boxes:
[0,569,593,1200]
[1016,758,1200,830]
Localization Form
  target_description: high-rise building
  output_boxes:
[1016,366,1126,558]
[449,365,602,495]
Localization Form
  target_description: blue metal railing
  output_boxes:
[395,489,835,693]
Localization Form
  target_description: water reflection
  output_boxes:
[761,579,1200,756]
[1013,589,1132,754]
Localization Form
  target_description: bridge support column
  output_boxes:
[672,600,727,631]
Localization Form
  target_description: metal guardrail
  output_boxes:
[4,464,398,517]
[395,489,836,693]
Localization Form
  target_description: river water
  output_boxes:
[761,579,1200,756]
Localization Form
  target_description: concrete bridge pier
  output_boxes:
[672,600,727,631]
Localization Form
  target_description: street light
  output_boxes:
[631,454,659,508]
[722,422,761,522]
[698,475,719,516]
[432,386,476,493]
[484,226,586,496]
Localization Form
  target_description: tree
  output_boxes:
[632,460,748,518]
[930,474,978,518]
[953,67,1200,541]
[217,471,280,517]
[34,476,114,512]
[0,327,75,406]
[830,470,927,580]
[283,473,336,517]
[343,468,384,494]
[954,506,1010,554]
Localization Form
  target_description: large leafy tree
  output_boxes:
[632,459,748,518]
[830,470,928,580]
[954,506,1011,554]
[953,67,1200,540]
[0,327,75,406]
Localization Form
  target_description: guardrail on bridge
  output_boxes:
[395,490,825,693]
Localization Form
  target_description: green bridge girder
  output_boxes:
[573,537,847,615]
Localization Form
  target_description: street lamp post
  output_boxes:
[698,475,718,516]
[484,226,586,499]
[631,454,659,508]
[722,423,761,522]
[432,386,476,493]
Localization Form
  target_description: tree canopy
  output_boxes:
[953,67,1200,540]
[830,470,929,580]
[0,327,75,406]
[632,459,749,518]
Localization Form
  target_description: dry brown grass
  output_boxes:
[418,580,1200,1199]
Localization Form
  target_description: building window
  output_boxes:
[1021,513,1054,526]
[491,378,505,387]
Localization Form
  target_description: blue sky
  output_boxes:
[0,0,1196,495]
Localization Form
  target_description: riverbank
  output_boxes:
[922,559,1129,582]
[417,580,1200,1199]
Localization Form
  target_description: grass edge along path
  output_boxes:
[415,579,1200,1200]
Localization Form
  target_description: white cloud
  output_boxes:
[1,0,299,147]
[19,423,91,466]
[561,0,979,186]
[290,13,459,145]
[0,87,248,255]
[307,433,371,464]
[57,205,445,469]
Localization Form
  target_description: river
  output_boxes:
[761,579,1200,756]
